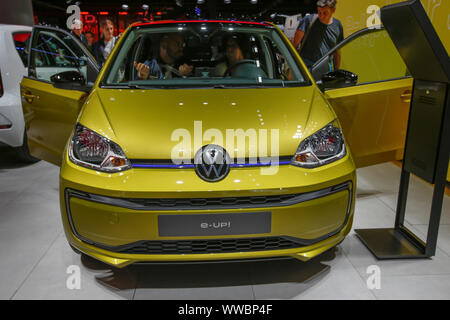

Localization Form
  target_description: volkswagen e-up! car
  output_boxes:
[21,20,360,268]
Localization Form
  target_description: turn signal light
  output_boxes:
[0,114,12,130]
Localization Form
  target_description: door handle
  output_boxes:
[400,90,412,103]
[22,91,39,103]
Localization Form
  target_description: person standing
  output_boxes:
[84,31,95,53]
[70,19,88,48]
[92,19,118,66]
[293,0,343,69]
[134,33,193,80]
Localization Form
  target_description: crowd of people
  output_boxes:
[70,18,120,67]
[69,0,343,73]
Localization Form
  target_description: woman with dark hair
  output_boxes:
[214,34,247,77]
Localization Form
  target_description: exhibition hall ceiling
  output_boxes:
[32,0,317,18]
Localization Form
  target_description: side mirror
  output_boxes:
[51,70,85,85]
[320,70,358,89]
[50,70,90,92]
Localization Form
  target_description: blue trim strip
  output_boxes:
[132,164,195,169]
[131,161,291,169]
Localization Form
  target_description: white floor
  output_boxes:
[1,146,450,300]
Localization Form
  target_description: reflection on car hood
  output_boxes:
[79,86,335,160]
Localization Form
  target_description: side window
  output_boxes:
[263,37,291,80]
[316,29,409,85]
[13,32,31,67]
[29,29,90,83]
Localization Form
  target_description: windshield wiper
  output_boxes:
[212,84,267,89]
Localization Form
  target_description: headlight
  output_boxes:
[69,123,131,172]
[291,121,346,168]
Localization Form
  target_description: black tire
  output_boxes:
[14,130,40,163]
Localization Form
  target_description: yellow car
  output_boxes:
[20,21,408,268]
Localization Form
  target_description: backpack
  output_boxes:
[298,14,319,53]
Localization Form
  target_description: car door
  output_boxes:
[20,26,99,166]
[312,27,413,168]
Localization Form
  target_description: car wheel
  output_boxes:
[14,130,40,163]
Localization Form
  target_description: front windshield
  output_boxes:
[103,22,308,88]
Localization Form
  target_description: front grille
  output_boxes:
[128,194,301,209]
[67,181,351,211]
[113,237,301,254]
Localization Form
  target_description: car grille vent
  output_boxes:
[115,237,301,254]
[127,194,301,209]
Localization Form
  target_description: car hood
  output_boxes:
[79,86,336,160]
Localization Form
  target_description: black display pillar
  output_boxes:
[355,0,450,259]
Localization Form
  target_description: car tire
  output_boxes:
[14,130,40,163]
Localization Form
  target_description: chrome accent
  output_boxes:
[194,144,231,182]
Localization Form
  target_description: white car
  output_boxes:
[0,24,37,161]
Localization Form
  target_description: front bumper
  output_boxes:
[60,152,356,268]
[0,92,25,147]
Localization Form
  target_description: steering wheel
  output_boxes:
[224,59,257,76]
[162,64,183,78]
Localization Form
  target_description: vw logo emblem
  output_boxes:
[194,145,231,182]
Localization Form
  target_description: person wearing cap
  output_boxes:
[70,19,88,48]
[293,0,343,69]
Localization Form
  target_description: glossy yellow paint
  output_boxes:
[321,27,412,167]
[24,23,362,268]
[69,190,349,246]
[79,86,336,160]
[335,0,450,52]
[335,0,450,178]
[60,148,356,267]
[325,77,413,167]
[448,163,450,182]
[339,29,409,85]
[67,219,354,268]
[21,77,88,166]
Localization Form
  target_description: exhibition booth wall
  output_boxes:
[334,0,450,181]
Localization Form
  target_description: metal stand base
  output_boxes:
[355,228,428,259]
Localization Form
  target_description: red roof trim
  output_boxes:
[132,20,271,27]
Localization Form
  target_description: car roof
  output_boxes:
[132,19,272,28]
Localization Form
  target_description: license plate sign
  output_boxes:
[158,212,271,237]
